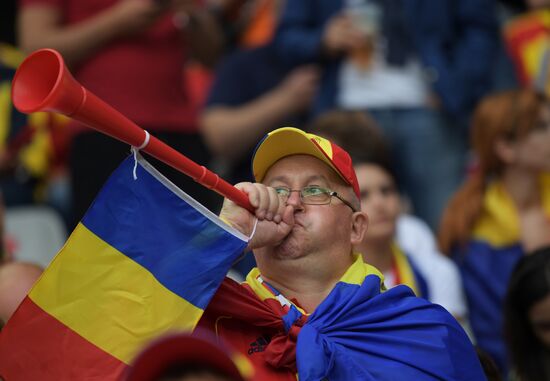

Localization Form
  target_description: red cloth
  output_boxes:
[19,0,198,133]
[198,278,306,381]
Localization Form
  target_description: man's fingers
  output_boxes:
[266,187,281,221]
[254,185,270,220]
[236,183,283,221]
[235,182,259,208]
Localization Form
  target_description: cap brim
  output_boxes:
[252,127,341,182]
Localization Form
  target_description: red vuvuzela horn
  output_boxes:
[12,48,254,212]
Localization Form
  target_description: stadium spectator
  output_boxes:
[17,0,224,226]
[273,0,499,230]
[439,88,550,375]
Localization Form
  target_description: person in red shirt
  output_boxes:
[17,0,224,225]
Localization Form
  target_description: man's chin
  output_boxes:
[272,233,308,259]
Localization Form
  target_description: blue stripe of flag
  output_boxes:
[82,156,247,310]
[297,274,487,380]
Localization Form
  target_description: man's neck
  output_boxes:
[256,254,354,313]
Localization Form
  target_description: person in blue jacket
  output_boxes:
[273,0,499,230]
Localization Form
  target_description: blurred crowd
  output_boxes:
[0,0,549,380]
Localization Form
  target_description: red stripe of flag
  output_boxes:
[0,296,126,381]
[504,13,549,84]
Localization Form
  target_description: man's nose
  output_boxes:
[286,190,303,209]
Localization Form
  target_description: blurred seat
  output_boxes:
[4,206,67,268]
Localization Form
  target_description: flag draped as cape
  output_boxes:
[205,256,487,380]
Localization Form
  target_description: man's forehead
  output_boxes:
[262,155,343,184]
[266,173,331,186]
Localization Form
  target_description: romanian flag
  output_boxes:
[298,275,485,380]
[205,255,487,380]
[0,155,248,380]
[503,9,550,94]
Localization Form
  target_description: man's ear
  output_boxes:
[494,138,517,165]
[350,211,369,246]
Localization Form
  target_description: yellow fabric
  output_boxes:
[339,253,385,287]
[521,34,549,84]
[0,43,24,68]
[29,223,203,364]
[472,173,550,247]
[504,10,550,94]
[245,254,384,314]
[0,81,11,151]
[391,244,419,296]
[20,112,52,177]
[231,352,255,379]
[0,45,56,181]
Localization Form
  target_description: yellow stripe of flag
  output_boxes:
[29,223,203,364]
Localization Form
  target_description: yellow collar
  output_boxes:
[472,173,550,246]
[391,244,419,296]
[244,254,384,314]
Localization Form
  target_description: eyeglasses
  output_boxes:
[274,185,357,212]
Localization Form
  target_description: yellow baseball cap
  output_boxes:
[252,127,360,198]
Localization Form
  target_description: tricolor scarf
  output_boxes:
[503,9,550,93]
[208,256,486,380]
[387,243,429,299]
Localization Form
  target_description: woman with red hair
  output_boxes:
[439,88,550,377]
